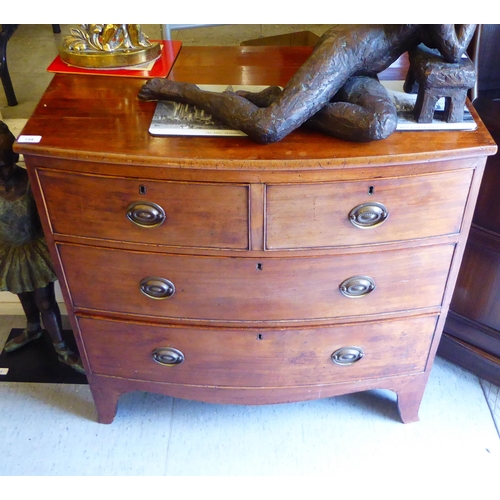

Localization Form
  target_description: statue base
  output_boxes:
[59,42,162,69]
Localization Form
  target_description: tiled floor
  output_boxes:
[1,25,500,481]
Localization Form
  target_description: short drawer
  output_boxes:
[59,243,455,322]
[266,170,473,249]
[77,315,437,387]
[37,169,249,249]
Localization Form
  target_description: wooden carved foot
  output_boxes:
[89,379,122,424]
[396,376,427,424]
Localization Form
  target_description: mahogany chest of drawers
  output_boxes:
[15,47,497,423]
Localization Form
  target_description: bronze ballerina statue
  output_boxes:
[0,121,84,374]
[139,24,477,144]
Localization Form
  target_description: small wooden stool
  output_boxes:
[403,44,476,123]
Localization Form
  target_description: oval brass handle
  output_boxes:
[349,202,389,229]
[140,277,175,299]
[152,347,184,366]
[126,201,166,228]
[339,276,375,298]
[331,346,364,366]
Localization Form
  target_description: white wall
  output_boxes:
[0,284,66,315]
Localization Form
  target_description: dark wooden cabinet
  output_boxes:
[15,47,496,424]
[439,25,500,384]
[439,97,500,383]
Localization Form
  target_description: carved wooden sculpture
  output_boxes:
[139,24,477,143]
[0,121,84,374]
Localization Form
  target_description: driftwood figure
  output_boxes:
[0,122,84,374]
[139,24,477,144]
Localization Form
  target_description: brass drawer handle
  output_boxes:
[339,276,376,298]
[126,201,166,228]
[349,202,389,229]
[152,347,184,366]
[140,277,175,299]
[331,346,364,366]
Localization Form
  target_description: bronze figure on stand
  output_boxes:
[0,121,84,374]
[139,24,477,143]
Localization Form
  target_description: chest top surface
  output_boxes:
[14,46,496,173]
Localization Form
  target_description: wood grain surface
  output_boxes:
[17,46,497,423]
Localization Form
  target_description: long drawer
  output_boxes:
[36,169,249,249]
[59,243,455,322]
[77,315,437,387]
[266,170,473,249]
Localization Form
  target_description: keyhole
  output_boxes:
[139,185,147,195]
[256,263,263,271]
[257,334,263,340]
[368,186,374,195]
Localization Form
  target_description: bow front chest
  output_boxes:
[15,47,497,423]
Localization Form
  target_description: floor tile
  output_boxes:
[163,358,499,479]
[0,383,173,475]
